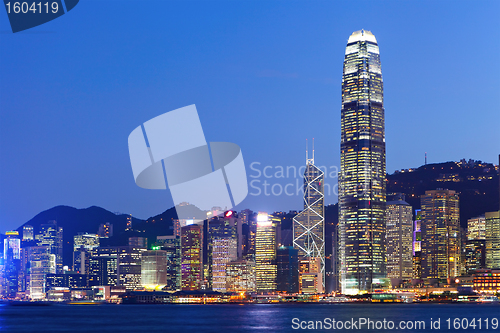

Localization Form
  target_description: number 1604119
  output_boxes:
[5,2,59,14]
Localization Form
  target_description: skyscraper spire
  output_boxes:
[306,138,308,162]
[312,138,315,163]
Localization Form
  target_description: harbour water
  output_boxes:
[0,303,498,332]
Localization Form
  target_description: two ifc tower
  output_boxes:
[292,30,386,295]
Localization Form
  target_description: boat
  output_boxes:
[477,295,499,303]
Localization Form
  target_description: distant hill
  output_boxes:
[16,205,145,267]
[387,159,499,228]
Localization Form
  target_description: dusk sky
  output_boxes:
[1,0,499,232]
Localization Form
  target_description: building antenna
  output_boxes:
[425,152,427,165]
[312,138,315,163]
[306,139,308,162]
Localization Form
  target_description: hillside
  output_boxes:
[16,206,145,267]
[387,159,499,228]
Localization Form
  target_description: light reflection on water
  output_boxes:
[0,303,497,332]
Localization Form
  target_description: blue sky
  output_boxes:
[1,0,499,231]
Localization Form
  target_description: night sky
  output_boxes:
[1,0,499,231]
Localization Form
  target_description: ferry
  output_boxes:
[477,296,499,303]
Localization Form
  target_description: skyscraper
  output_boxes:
[22,225,33,241]
[255,212,277,292]
[225,259,256,293]
[385,194,413,283]
[485,211,500,269]
[339,30,386,294]
[181,224,203,290]
[35,221,63,274]
[276,246,299,293]
[156,235,181,291]
[29,246,55,300]
[293,148,325,287]
[141,249,168,288]
[211,238,237,292]
[467,215,486,240]
[420,189,461,281]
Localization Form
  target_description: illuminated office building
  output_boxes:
[276,246,299,293]
[413,210,422,280]
[465,214,487,274]
[226,259,255,293]
[339,30,386,294]
[211,238,237,292]
[22,225,34,241]
[141,249,168,288]
[181,224,203,290]
[117,246,144,290]
[29,246,55,300]
[485,211,500,269]
[467,215,486,241]
[293,150,325,287]
[157,235,181,290]
[73,250,89,274]
[73,234,99,274]
[73,233,100,251]
[385,194,413,281]
[88,247,118,286]
[88,246,144,289]
[299,257,323,294]
[3,232,21,298]
[465,240,486,274]
[207,213,238,288]
[420,189,461,280]
[255,213,278,292]
[35,221,63,274]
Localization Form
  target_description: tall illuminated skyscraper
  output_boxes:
[35,221,63,274]
[420,189,461,280]
[339,30,386,294]
[293,148,325,286]
[485,211,500,269]
[385,194,413,282]
[255,213,278,292]
[181,224,203,290]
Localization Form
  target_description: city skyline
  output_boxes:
[1,1,499,233]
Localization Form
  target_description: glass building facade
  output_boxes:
[293,155,325,287]
[420,189,461,280]
[485,211,500,269]
[339,30,386,294]
[385,195,413,281]
[255,213,277,292]
[181,224,203,291]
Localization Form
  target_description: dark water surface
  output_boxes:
[0,303,498,332]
